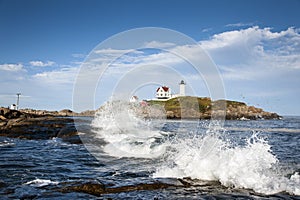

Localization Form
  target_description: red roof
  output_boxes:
[156,86,169,92]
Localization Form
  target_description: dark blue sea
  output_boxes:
[0,115,299,199]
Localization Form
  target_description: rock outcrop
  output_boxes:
[19,108,95,117]
[57,178,255,197]
[0,107,81,143]
[0,115,81,143]
[146,97,281,120]
[0,107,35,119]
[60,180,176,196]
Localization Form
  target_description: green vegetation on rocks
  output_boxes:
[146,96,280,120]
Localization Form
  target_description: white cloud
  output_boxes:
[225,22,254,27]
[201,26,300,52]
[94,48,134,55]
[197,26,300,114]
[199,26,300,80]
[77,27,300,89]
[0,63,24,71]
[0,65,80,110]
[143,41,176,49]
[202,28,212,33]
[1,26,298,114]
[200,26,262,50]
[33,67,79,84]
[29,60,55,67]
[57,26,300,113]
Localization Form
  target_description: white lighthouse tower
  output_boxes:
[179,80,186,96]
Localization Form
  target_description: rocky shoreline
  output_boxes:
[55,177,288,198]
[2,176,285,198]
[19,108,95,117]
[1,96,281,121]
[0,107,81,143]
[146,97,281,120]
[0,98,281,143]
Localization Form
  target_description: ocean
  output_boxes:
[0,107,299,199]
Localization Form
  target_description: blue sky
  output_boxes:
[0,0,300,115]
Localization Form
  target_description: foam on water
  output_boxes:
[91,101,300,195]
[154,132,300,195]
[0,138,15,147]
[25,178,59,187]
[91,101,168,158]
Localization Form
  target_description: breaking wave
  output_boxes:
[154,133,300,195]
[91,100,169,158]
[90,101,300,195]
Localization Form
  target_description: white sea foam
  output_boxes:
[25,178,59,187]
[90,100,300,195]
[0,141,15,147]
[154,133,300,195]
[91,101,168,158]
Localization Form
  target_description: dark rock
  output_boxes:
[58,109,74,116]
[0,117,78,142]
[79,110,95,116]
[61,181,106,196]
[0,107,22,119]
[57,125,82,144]
[0,107,83,143]
[0,107,37,121]
[60,180,175,196]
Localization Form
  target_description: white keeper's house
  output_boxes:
[129,80,186,102]
[155,80,186,100]
[156,86,171,99]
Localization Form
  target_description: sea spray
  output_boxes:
[90,100,299,195]
[91,100,169,158]
[154,131,300,195]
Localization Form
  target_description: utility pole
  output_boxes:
[16,93,21,110]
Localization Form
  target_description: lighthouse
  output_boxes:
[179,80,186,96]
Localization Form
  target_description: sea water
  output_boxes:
[0,104,299,199]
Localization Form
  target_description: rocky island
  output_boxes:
[0,97,280,142]
[145,96,281,120]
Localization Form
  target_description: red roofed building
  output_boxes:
[156,86,171,99]
[130,96,139,103]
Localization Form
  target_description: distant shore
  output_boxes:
[18,108,95,117]
[0,97,281,142]
[0,96,281,120]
